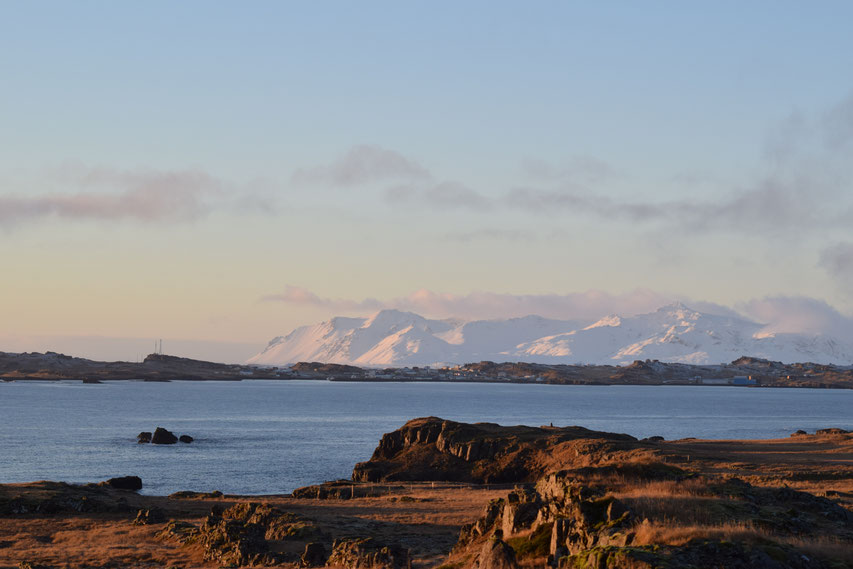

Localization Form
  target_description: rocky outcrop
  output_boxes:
[151,427,178,445]
[449,466,852,569]
[137,431,152,443]
[457,475,632,563]
[476,536,519,569]
[352,417,641,484]
[179,435,194,443]
[158,502,323,567]
[327,537,410,569]
[0,481,133,515]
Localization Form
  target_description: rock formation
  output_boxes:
[103,476,142,491]
[352,417,643,484]
[151,427,178,445]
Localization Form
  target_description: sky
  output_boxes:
[2,1,853,363]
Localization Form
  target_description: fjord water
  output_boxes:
[1,380,851,495]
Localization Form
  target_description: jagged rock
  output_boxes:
[133,507,165,525]
[327,537,410,569]
[501,487,541,536]
[301,542,327,567]
[156,520,199,542]
[476,537,519,569]
[198,510,269,565]
[179,435,194,443]
[137,431,152,443]
[152,427,178,444]
[816,428,849,435]
[104,476,142,491]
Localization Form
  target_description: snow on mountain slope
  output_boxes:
[516,303,853,365]
[248,304,853,366]
[435,315,584,358]
[248,310,456,366]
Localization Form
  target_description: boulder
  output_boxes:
[477,536,519,569]
[301,542,328,567]
[137,431,152,444]
[133,507,166,525]
[179,435,194,443]
[151,427,178,445]
[104,476,142,491]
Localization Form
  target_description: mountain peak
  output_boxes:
[249,304,853,366]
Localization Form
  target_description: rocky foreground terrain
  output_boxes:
[1,418,852,568]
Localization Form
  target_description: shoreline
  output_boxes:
[5,375,853,389]
[2,419,851,568]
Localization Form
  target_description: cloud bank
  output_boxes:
[0,165,283,228]
[264,286,721,322]
[263,286,853,341]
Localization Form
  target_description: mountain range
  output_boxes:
[247,303,853,367]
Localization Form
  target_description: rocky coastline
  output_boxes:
[1,418,851,568]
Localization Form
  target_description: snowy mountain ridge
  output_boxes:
[248,303,853,367]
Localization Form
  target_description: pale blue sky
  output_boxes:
[2,2,853,362]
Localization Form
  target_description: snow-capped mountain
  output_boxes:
[248,304,853,367]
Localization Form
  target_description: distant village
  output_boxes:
[257,358,852,389]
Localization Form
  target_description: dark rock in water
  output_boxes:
[133,507,165,525]
[477,536,519,569]
[137,431,152,444]
[169,490,223,499]
[302,542,328,567]
[791,430,807,436]
[151,427,178,444]
[178,434,194,443]
[644,435,665,442]
[104,476,142,491]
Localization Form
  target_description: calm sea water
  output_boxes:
[1,380,850,495]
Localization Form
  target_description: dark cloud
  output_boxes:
[385,181,493,211]
[291,145,431,187]
[819,242,853,285]
[0,167,221,226]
